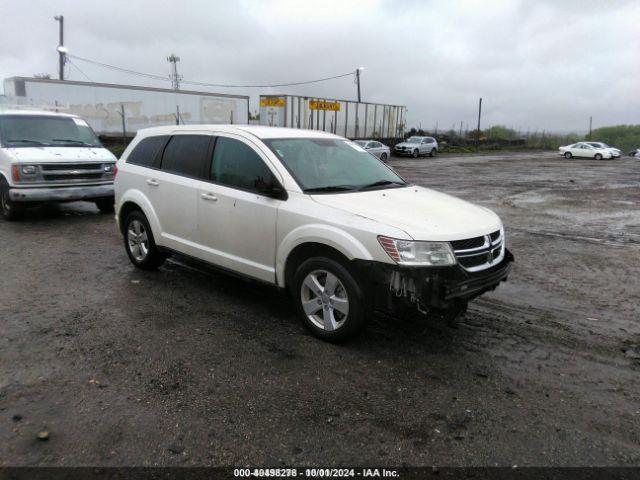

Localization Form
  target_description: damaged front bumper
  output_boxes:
[355,249,514,315]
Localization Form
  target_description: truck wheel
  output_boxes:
[564,152,572,159]
[594,153,603,160]
[412,149,419,158]
[95,197,115,214]
[429,148,437,157]
[123,210,166,270]
[293,257,367,342]
[0,179,24,221]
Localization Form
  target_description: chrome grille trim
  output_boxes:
[450,230,505,272]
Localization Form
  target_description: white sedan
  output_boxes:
[559,142,613,160]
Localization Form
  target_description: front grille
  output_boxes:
[41,163,103,171]
[451,230,503,272]
[43,173,104,181]
[17,162,115,185]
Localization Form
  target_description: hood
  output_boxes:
[311,185,502,241]
[395,142,419,148]
[6,147,116,163]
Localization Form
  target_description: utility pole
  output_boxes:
[588,116,592,139]
[459,121,463,137]
[355,67,364,102]
[475,97,482,150]
[167,54,182,89]
[54,15,65,80]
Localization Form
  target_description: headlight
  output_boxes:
[21,165,37,175]
[378,236,456,266]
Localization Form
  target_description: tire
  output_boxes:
[380,153,388,162]
[95,197,115,214]
[594,153,603,160]
[429,148,437,157]
[0,178,24,221]
[293,257,368,342]
[123,210,166,270]
[564,152,572,159]
[412,149,419,158]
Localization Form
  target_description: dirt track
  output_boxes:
[1,151,639,466]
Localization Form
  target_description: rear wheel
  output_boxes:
[380,153,388,162]
[293,257,367,342]
[0,179,24,221]
[123,210,166,270]
[594,153,603,160]
[429,148,437,157]
[412,149,419,158]
[95,197,115,214]
[564,152,572,159]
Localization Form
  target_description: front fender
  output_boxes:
[275,224,374,288]
[117,189,163,245]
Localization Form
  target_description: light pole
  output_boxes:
[355,67,364,103]
[54,15,65,80]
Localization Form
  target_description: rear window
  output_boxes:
[160,135,212,179]
[126,135,168,167]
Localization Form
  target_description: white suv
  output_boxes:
[115,126,513,342]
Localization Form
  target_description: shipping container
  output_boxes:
[2,77,250,136]
[258,94,406,139]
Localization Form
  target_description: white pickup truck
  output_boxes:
[0,110,117,220]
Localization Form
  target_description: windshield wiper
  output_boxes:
[359,180,407,190]
[52,138,98,147]
[6,139,51,146]
[304,185,359,193]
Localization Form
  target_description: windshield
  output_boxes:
[263,138,406,193]
[405,136,422,143]
[354,140,368,147]
[0,115,102,148]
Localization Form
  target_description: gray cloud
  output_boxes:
[1,0,638,132]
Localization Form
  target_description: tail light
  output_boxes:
[113,164,118,179]
[11,165,20,182]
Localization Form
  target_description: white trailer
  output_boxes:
[2,77,250,136]
[259,94,406,139]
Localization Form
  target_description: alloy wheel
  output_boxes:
[300,269,349,331]
[127,219,150,262]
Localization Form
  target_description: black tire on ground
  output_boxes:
[123,210,166,270]
[95,197,115,214]
[412,149,419,158]
[429,148,437,157]
[595,153,603,160]
[293,256,368,343]
[0,178,24,221]
[380,153,388,162]
[564,152,572,159]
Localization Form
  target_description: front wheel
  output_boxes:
[123,210,166,270]
[1,179,24,221]
[594,153,603,160]
[412,149,419,158]
[95,197,115,214]
[293,257,368,342]
[564,152,572,159]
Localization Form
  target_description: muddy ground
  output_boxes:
[1,151,639,466]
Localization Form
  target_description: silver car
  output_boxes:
[355,140,391,161]
[394,136,438,158]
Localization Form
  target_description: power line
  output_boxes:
[67,58,93,82]
[67,53,357,88]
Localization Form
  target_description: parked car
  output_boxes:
[586,142,621,158]
[0,110,117,220]
[115,126,513,342]
[394,136,438,158]
[558,142,613,160]
[354,140,391,161]
[628,148,639,157]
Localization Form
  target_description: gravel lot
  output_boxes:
[1,151,639,466]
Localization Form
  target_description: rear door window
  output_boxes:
[126,135,169,167]
[160,135,212,179]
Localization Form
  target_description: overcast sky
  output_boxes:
[1,0,638,133]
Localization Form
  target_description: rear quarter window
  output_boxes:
[126,136,169,167]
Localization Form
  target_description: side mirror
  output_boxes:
[255,177,287,200]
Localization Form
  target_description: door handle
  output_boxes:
[201,193,218,202]
[146,179,159,187]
